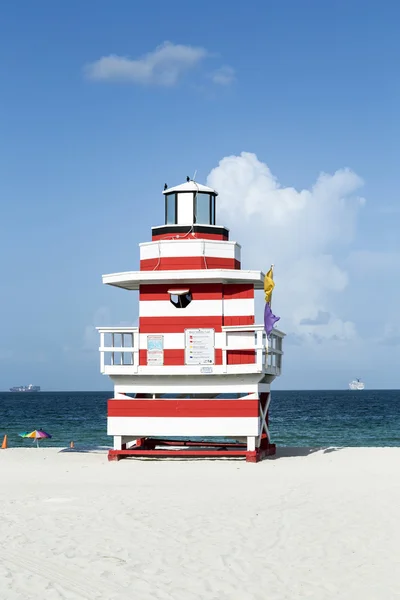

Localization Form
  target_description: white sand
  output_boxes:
[1,447,400,600]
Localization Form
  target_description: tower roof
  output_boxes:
[163,180,218,195]
[102,269,265,291]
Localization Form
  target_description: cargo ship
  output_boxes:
[9,384,41,392]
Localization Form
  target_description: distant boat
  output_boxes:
[348,378,364,391]
[9,384,41,392]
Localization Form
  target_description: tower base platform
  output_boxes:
[108,438,276,463]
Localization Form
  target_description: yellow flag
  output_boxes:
[264,266,275,303]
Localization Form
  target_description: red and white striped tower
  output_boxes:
[98,178,285,462]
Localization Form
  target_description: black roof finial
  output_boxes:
[186,175,190,182]
[164,183,168,190]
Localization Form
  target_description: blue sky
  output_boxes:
[1,0,399,390]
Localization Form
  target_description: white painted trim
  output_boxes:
[167,288,190,295]
[96,327,138,333]
[152,223,227,231]
[108,417,259,437]
[239,392,258,400]
[258,393,271,444]
[113,379,269,395]
[163,181,216,195]
[222,324,264,332]
[271,328,286,338]
[139,298,253,318]
[102,269,265,291]
[103,363,265,376]
[114,392,131,400]
[139,240,241,261]
[247,436,256,451]
[141,238,241,248]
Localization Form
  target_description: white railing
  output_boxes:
[265,328,284,375]
[97,325,284,376]
[97,327,139,374]
[221,325,284,375]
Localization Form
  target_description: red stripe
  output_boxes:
[139,316,254,333]
[139,283,254,301]
[223,316,255,326]
[140,283,223,301]
[223,285,254,299]
[227,350,256,365]
[140,257,240,271]
[139,348,223,365]
[108,399,259,418]
[152,232,228,242]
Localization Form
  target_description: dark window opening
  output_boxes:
[169,290,192,308]
[165,193,177,224]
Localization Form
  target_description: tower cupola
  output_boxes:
[163,179,217,226]
[152,179,228,242]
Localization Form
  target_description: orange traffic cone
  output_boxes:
[1,435,7,449]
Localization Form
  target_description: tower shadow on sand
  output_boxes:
[270,446,343,459]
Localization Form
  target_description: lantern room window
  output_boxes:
[194,193,216,225]
[165,193,177,224]
[168,288,192,309]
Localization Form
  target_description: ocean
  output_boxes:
[1,390,400,448]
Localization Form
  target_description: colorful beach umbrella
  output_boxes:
[20,429,52,447]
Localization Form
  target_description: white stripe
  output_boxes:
[223,298,254,316]
[108,417,259,437]
[225,330,255,348]
[139,240,241,262]
[139,332,226,349]
[114,380,270,395]
[139,298,254,318]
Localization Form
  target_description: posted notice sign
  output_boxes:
[147,335,164,366]
[184,328,215,365]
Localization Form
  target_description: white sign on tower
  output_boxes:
[184,329,215,365]
[147,335,164,366]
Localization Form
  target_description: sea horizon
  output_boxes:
[2,389,400,449]
[3,387,400,393]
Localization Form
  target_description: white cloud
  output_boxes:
[211,66,236,85]
[207,152,365,342]
[85,41,208,86]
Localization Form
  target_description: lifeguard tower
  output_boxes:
[97,178,285,462]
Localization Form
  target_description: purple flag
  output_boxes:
[264,302,280,336]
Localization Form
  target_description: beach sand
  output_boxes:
[1,447,399,600]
